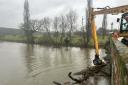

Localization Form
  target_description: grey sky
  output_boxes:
[0,0,127,29]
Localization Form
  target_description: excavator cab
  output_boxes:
[119,12,128,45]
[120,12,128,33]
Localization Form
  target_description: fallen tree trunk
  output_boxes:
[53,64,110,85]
[74,64,106,75]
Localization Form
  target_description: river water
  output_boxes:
[0,42,109,85]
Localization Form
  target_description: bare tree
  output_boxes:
[20,19,43,33]
[81,16,86,46]
[85,8,90,46]
[86,0,93,46]
[41,17,52,43]
[102,14,107,39]
[59,15,67,45]
[22,0,33,43]
[30,19,43,32]
[66,10,77,44]
[53,16,60,46]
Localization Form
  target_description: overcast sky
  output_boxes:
[0,0,127,29]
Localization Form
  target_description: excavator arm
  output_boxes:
[91,5,128,65]
[93,5,128,15]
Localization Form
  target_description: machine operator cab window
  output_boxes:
[120,13,128,46]
[120,13,128,33]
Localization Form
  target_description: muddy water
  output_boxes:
[0,42,109,85]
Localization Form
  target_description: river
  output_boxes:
[0,42,109,85]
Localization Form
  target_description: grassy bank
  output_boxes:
[0,35,108,48]
[0,35,26,43]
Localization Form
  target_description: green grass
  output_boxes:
[0,35,26,42]
[0,34,108,47]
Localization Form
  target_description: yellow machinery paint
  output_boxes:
[92,17,99,56]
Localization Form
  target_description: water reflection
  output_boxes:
[82,48,92,66]
[24,44,34,73]
[23,45,88,76]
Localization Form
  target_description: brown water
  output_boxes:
[0,42,109,85]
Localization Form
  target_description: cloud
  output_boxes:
[0,0,127,28]
[0,0,86,28]
[0,0,23,28]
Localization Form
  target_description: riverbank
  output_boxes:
[0,35,108,48]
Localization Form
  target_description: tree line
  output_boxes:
[21,0,108,47]
[21,0,87,47]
